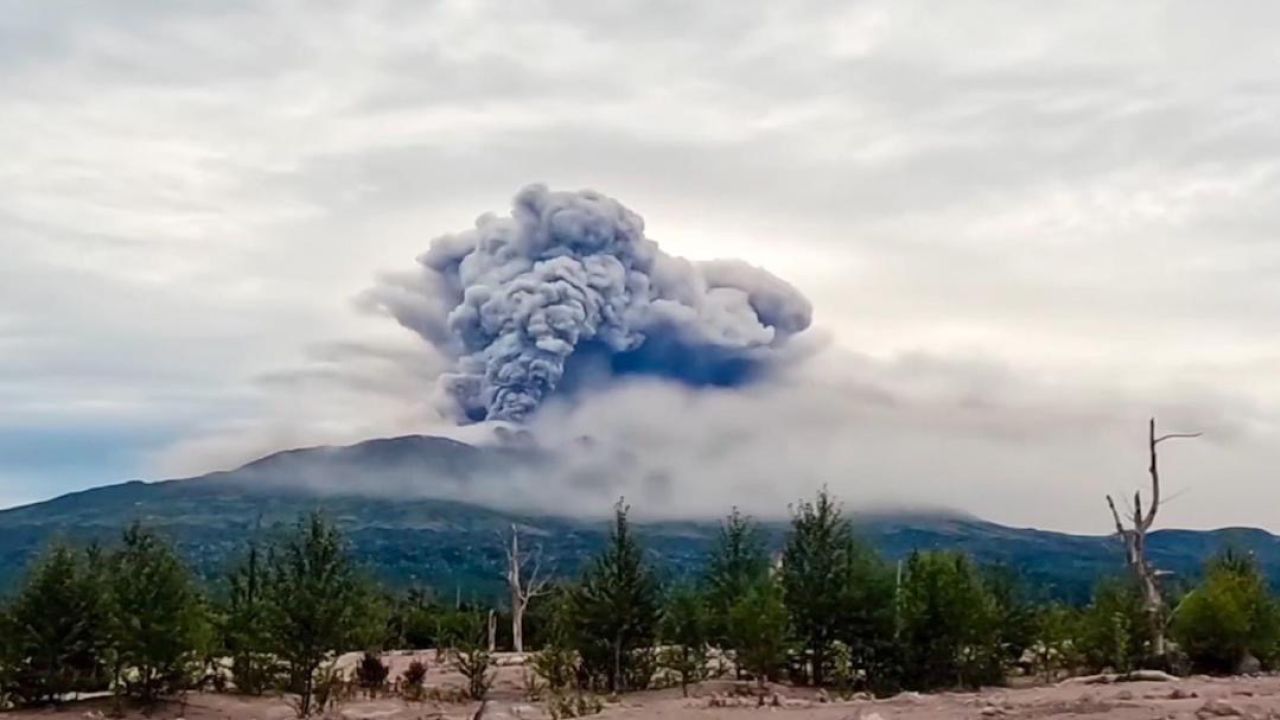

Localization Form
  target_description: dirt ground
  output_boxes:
[8,652,1280,720]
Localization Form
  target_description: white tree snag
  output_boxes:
[487,609,497,653]
[1106,418,1200,659]
[505,523,551,654]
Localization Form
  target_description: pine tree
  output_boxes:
[703,508,769,651]
[728,577,789,688]
[659,585,709,696]
[897,551,1002,690]
[265,512,368,717]
[572,501,661,693]
[834,542,897,693]
[222,541,274,694]
[107,524,208,705]
[4,545,108,704]
[780,488,854,685]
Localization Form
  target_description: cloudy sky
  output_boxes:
[3,1,1280,532]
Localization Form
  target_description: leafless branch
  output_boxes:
[1106,495,1125,535]
[1102,417,1201,658]
[1153,432,1203,445]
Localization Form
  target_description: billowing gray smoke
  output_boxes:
[368,185,813,422]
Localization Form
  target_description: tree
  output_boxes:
[897,551,1002,690]
[1105,418,1199,659]
[703,509,769,651]
[1172,550,1279,673]
[834,542,897,693]
[4,545,108,705]
[222,541,274,694]
[572,501,661,693]
[658,585,709,696]
[728,577,789,688]
[780,488,854,686]
[107,524,209,705]
[265,512,369,717]
[506,524,551,654]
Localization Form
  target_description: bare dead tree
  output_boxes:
[487,609,497,653]
[505,523,551,653]
[1106,417,1200,659]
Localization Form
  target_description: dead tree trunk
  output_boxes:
[487,610,497,653]
[505,524,550,654]
[1106,417,1199,660]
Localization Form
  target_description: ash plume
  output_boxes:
[367,185,813,422]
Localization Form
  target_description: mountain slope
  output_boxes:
[3,435,1279,603]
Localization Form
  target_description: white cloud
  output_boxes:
[4,1,1280,530]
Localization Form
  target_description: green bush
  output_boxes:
[453,614,495,700]
[355,651,389,697]
[1173,551,1279,673]
[1029,603,1081,681]
[530,589,580,692]
[400,659,427,700]
[1075,579,1151,673]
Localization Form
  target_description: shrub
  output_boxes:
[400,659,427,701]
[1030,603,1081,681]
[1076,579,1150,673]
[1172,551,1279,673]
[355,652,389,697]
[453,615,495,700]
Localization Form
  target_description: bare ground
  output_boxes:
[8,653,1280,720]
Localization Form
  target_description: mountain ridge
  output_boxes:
[3,434,1280,603]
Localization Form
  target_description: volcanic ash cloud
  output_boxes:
[367,184,813,422]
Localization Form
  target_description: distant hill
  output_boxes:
[3,434,1280,603]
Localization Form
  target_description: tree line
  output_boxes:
[1,490,1276,715]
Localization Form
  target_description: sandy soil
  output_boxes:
[8,653,1280,720]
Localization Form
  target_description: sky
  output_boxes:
[3,1,1280,532]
